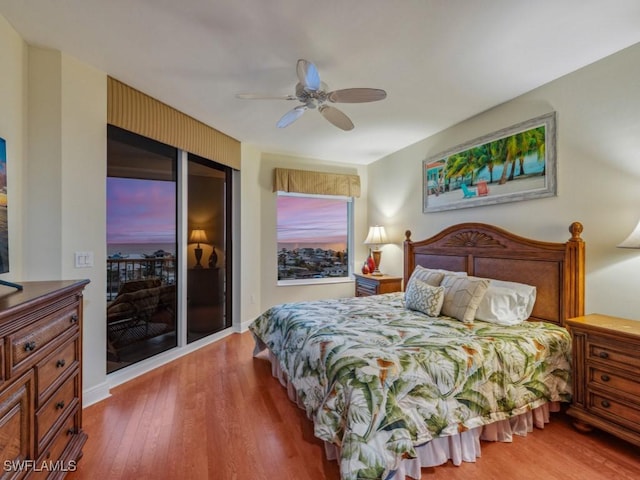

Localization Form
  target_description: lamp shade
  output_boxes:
[189,229,209,245]
[618,220,640,248]
[364,225,388,246]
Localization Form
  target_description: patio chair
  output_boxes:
[461,183,477,198]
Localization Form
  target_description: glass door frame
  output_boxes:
[177,151,234,347]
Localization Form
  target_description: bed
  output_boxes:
[250,222,585,480]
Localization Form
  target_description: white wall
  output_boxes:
[25,47,108,399]
[369,42,640,320]
[0,18,109,401]
[238,143,262,328]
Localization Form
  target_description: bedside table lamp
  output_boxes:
[618,220,640,248]
[364,225,388,275]
[189,229,209,269]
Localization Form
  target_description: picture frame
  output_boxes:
[0,137,8,273]
[423,112,556,213]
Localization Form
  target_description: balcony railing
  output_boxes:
[107,257,175,301]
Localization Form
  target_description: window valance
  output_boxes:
[273,168,361,198]
[107,77,240,170]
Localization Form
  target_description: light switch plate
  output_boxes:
[74,251,94,268]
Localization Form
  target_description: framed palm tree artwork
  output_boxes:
[423,112,556,213]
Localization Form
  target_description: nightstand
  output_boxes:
[354,274,403,297]
[188,267,221,306]
[566,314,640,448]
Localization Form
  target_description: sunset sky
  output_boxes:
[107,177,176,244]
[277,195,347,245]
[107,179,346,246]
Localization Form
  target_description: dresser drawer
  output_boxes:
[586,335,640,373]
[588,365,640,400]
[36,373,79,452]
[0,370,34,467]
[0,342,4,387]
[356,282,377,296]
[35,335,79,407]
[588,390,640,432]
[355,274,402,297]
[8,306,80,377]
[32,409,80,476]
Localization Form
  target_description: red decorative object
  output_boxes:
[367,254,376,274]
[362,261,370,274]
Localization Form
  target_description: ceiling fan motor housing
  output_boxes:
[239,59,386,130]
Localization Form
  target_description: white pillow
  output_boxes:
[441,275,490,324]
[405,279,445,317]
[475,280,537,326]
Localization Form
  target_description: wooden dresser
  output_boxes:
[0,280,89,478]
[354,274,403,297]
[566,313,640,448]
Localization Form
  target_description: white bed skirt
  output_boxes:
[256,341,560,480]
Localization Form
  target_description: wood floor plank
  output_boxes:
[68,331,640,479]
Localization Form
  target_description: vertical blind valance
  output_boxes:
[273,168,361,197]
[107,77,241,170]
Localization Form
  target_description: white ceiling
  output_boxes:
[1,0,640,165]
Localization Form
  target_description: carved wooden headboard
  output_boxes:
[403,222,585,326]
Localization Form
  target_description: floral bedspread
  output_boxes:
[249,293,572,480]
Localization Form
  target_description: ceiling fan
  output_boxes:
[236,59,387,131]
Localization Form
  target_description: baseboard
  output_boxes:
[83,380,111,408]
[238,318,255,332]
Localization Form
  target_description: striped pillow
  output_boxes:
[441,275,490,324]
[405,265,445,291]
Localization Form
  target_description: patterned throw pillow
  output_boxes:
[405,279,445,317]
[405,265,445,292]
[441,275,490,324]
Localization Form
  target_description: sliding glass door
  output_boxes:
[186,154,232,342]
[106,127,233,372]
[106,126,178,373]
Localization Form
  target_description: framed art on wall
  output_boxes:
[0,137,8,274]
[423,112,556,213]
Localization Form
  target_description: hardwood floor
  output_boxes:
[69,331,640,480]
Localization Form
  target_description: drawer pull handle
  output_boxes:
[598,351,609,359]
[601,400,611,408]
[70,314,79,323]
[600,374,610,382]
[55,401,65,410]
[67,428,76,436]
[56,359,66,368]
[24,341,36,352]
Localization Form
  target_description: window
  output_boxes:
[277,193,352,282]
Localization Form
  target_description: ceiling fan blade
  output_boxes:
[277,105,307,128]
[296,59,321,91]
[318,105,354,131]
[327,88,387,103]
[236,93,297,100]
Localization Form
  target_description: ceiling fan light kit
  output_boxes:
[237,59,387,131]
